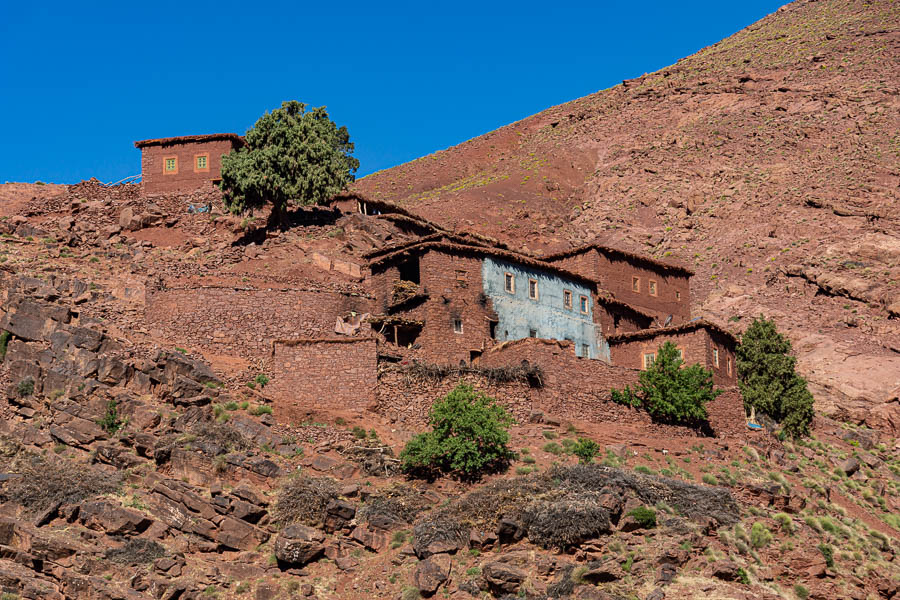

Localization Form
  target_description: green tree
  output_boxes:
[572,438,600,464]
[611,341,720,425]
[400,384,516,479]
[220,100,359,226]
[736,317,814,437]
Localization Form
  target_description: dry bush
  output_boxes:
[403,362,544,387]
[521,492,612,548]
[412,514,469,557]
[358,484,430,529]
[2,454,120,514]
[189,422,252,457]
[104,538,166,564]
[272,475,338,527]
[342,442,400,477]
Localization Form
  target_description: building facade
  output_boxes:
[134,133,245,195]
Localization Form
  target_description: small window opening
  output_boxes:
[676,347,684,361]
[643,353,655,369]
[563,290,572,309]
[195,154,209,172]
[579,295,589,314]
[632,276,640,293]
[676,290,681,301]
[453,318,463,334]
[489,320,498,339]
[713,348,720,368]
[456,270,468,287]
[581,343,590,358]
[648,280,658,297]
[727,357,732,376]
[529,329,537,338]
[164,157,177,173]
[398,257,420,284]
[504,272,515,294]
[528,279,539,300]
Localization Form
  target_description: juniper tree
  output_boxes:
[736,316,814,437]
[611,341,720,426]
[220,101,359,226]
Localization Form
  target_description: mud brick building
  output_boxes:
[608,320,739,386]
[134,134,245,195]
[542,244,693,325]
[367,240,607,364]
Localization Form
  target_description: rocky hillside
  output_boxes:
[353,0,900,430]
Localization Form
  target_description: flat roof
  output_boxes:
[134,133,245,148]
[542,243,695,277]
[606,319,739,345]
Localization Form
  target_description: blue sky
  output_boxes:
[0,1,786,184]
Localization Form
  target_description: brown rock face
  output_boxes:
[274,524,326,566]
[413,553,452,595]
[482,560,528,594]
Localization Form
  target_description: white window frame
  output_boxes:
[643,353,655,369]
[528,278,539,300]
[453,318,463,334]
[563,289,572,309]
[504,272,515,294]
[579,295,589,314]
[713,348,720,368]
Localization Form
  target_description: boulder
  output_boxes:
[482,561,527,594]
[274,524,325,566]
[710,560,741,581]
[215,515,269,550]
[413,553,452,596]
[79,501,152,535]
[837,457,860,477]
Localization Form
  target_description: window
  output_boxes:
[676,290,681,301]
[453,318,463,334]
[676,347,684,361]
[581,344,590,359]
[579,295,589,314]
[727,358,732,376]
[643,353,655,369]
[528,279,539,300]
[194,153,209,172]
[456,270,468,287]
[504,272,515,294]
[563,290,572,309]
[713,348,720,368]
[163,156,177,174]
[632,276,640,293]
[529,329,537,338]
[648,280,658,297]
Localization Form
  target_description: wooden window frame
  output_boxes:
[453,318,463,334]
[504,272,515,294]
[194,153,210,173]
[632,276,640,293]
[675,346,685,362]
[163,156,178,175]
[456,270,468,287]
[648,279,658,297]
[579,295,589,314]
[643,352,655,370]
[675,290,681,301]
[713,348,720,368]
[528,278,539,300]
[563,289,573,309]
[727,357,733,376]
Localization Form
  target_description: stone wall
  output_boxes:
[267,338,377,424]
[145,286,373,359]
[140,139,240,195]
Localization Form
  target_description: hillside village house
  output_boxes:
[134,133,245,195]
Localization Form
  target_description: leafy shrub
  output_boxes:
[250,405,273,416]
[272,475,338,527]
[16,377,34,398]
[774,512,794,534]
[97,399,125,434]
[737,317,814,437]
[572,438,600,464]
[611,342,721,425]
[627,506,657,529]
[254,373,270,388]
[0,330,10,361]
[794,584,809,600]
[818,543,834,568]
[702,473,719,485]
[737,567,750,585]
[400,384,515,479]
[542,430,558,440]
[750,522,772,549]
[352,426,367,439]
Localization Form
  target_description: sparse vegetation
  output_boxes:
[98,399,125,434]
[272,474,338,527]
[572,438,600,464]
[627,506,657,529]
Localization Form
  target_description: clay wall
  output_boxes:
[141,139,240,195]
[596,303,654,336]
[268,338,377,424]
[548,249,691,325]
[608,328,737,387]
[144,286,372,359]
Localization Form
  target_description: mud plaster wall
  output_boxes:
[609,328,737,387]
[268,338,377,423]
[549,249,691,325]
[145,287,372,359]
[141,139,240,195]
